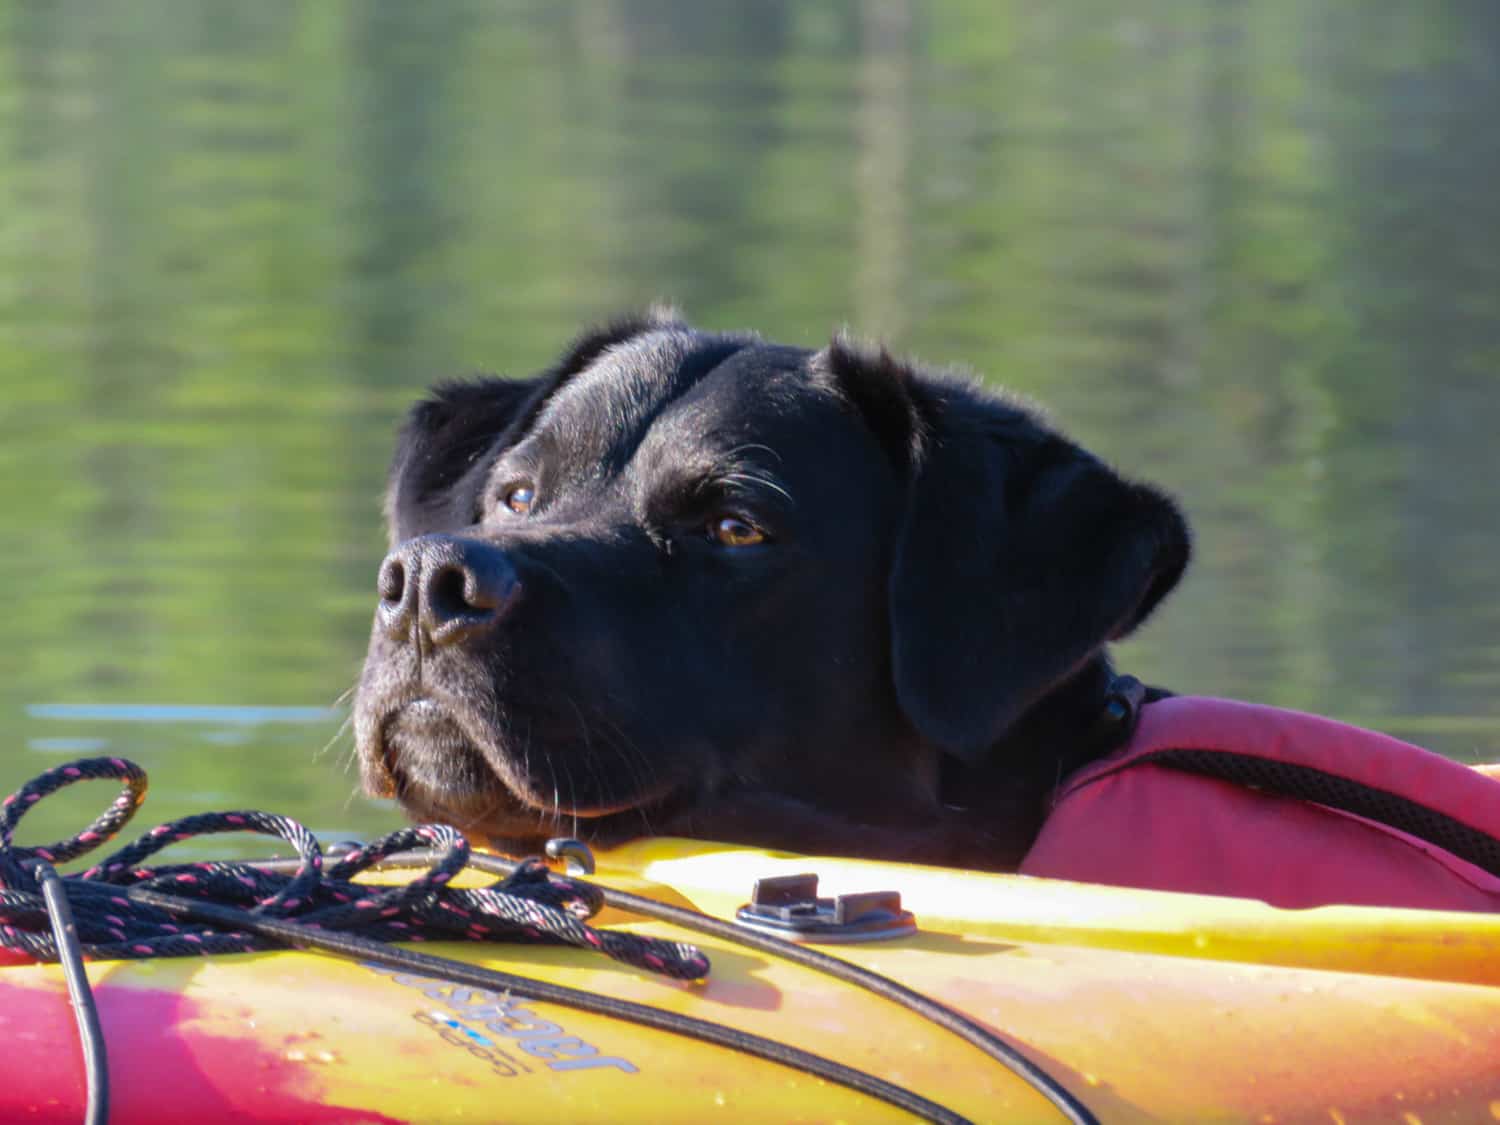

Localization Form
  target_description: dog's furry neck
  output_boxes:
[1003,656,1124,777]
[936,656,1121,864]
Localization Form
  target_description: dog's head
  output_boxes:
[353,311,1189,860]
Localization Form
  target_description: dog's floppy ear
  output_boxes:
[385,309,684,540]
[884,362,1190,762]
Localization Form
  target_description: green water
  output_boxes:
[3,1,1499,855]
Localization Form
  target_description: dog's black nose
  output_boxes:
[376,535,521,647]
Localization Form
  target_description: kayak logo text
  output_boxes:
[364,962,638,1076]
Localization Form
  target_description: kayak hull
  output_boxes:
[5,839,1500,1124]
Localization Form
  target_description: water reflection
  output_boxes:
[3,1,1498,848]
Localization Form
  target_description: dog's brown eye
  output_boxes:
[710,516,764,547]
[505,485,536,515]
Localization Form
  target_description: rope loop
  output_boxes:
[0,757,148,862]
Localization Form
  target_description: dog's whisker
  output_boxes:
[600,701,666,801]
[562,757,578,838]
[513,554,569,588]
[314,712,354,764]
[726,442,784,465]
[719,470,794,506]
[564,698,599,829]
[594,727,661,824]
[590,707,664,839]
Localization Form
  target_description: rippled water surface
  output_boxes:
[4,2,1499,853]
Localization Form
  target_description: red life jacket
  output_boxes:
[1019,696,1500,912]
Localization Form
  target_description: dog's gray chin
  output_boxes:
[382,698,478,771]
[362,695,681,837]
[368,700,509,822]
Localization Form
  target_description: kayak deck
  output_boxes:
[4,838,1500,1123]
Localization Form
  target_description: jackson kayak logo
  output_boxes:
[363,962,638,1077]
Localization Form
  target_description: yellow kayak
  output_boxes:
[4,836,1500,1123]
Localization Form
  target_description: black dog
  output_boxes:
[354,310,1189,870]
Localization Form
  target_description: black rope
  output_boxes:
[0,757,707,979]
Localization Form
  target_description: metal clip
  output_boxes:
[544,837,596,876]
